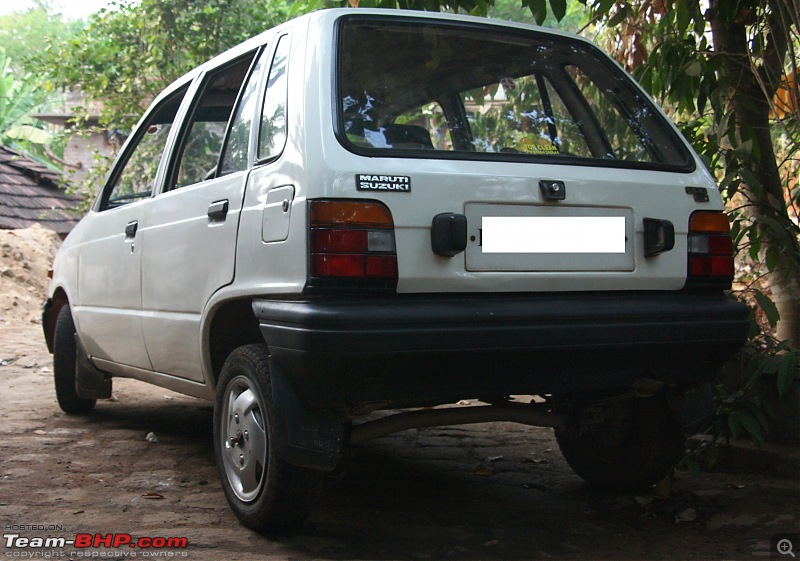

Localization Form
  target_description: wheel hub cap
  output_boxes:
[221,377,267,503]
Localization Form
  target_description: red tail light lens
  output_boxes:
[310,200,398,282]
[686,211,735,288]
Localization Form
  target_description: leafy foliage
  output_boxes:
[34,0,294,202]
[0,2,82,76]
[39,0,292,131]
[579,0,799,447]
[0,48,59,167]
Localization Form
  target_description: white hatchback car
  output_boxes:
[44,8,749,532]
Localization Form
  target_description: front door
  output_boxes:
[75,89,187,370]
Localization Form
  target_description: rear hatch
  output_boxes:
[327,12,722,294]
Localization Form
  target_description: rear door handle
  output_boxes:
[125,220,138,239]
[208,200,229,222]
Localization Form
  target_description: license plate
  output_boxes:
[481,216,626,254]
[465,203,634,272]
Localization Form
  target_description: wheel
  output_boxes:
[213,344,324,533]
[53,304,96,414]
[554,393,685,491]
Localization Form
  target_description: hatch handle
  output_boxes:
[643,218,675,257]
[431,213,468,257]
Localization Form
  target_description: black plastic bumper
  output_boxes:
[253,292,749,411]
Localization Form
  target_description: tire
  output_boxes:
[554,394,685,491]
[213,344,324,534]
[53,304,96,414]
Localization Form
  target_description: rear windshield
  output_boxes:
[336,17,694,171]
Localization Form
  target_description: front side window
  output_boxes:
[101,88,187,210]
[336,18,693,170]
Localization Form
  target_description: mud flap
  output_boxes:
[666,383,714,436]
[269,359,344,471]
[75,335,112,399]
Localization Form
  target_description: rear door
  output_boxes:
[138,48,266,382]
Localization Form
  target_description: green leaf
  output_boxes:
[737,410,765,443]
[3,124,52,144]
[753,289,780,328]
[595,0,614,16]
[530,0,547,25]
[777,353,798,398]
[765,245,778,272]
[548,0,567,21]
[606,5,628,27]
[676,0,691,34]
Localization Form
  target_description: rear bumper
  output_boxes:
[253,292,749,410]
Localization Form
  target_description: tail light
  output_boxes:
[686,211,734,289]
[309,199,398,290]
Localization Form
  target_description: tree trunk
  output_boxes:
[710,0,800,347]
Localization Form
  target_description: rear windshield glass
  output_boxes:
[336,17,693,171]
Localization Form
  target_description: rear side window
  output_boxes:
[336,18,693,171]
[258,34,290,161]
[219,48,270,176]
[169,51,257,190]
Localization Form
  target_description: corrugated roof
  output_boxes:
[0,145,82,235]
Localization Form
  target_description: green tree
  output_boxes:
[0,2,83,167]
[487,0,583,30]
[0,1,81,75]
[589,0,799,350]
[40,0,293,130]
[0,48,58,164]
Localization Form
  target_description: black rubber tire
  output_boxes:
[53,304,96,414]
[213,344,324,534]
[555,394,685,491]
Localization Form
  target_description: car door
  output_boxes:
[75,88,188,370]
[139,44,276,382]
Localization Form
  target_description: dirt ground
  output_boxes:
[1,226,798,560]
[0,226,62,324]
[0,318,798,561]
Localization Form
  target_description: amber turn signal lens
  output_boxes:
[310,200,394,228]
[689,211,731,233]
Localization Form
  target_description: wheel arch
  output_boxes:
[43,287,70,353]
[205,298,263,389]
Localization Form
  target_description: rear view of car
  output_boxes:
[44,9,749,534]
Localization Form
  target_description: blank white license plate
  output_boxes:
[481,216,626,254]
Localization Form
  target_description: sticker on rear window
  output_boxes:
[356,174,411,192]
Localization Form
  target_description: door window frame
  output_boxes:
[95,84,190,212]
